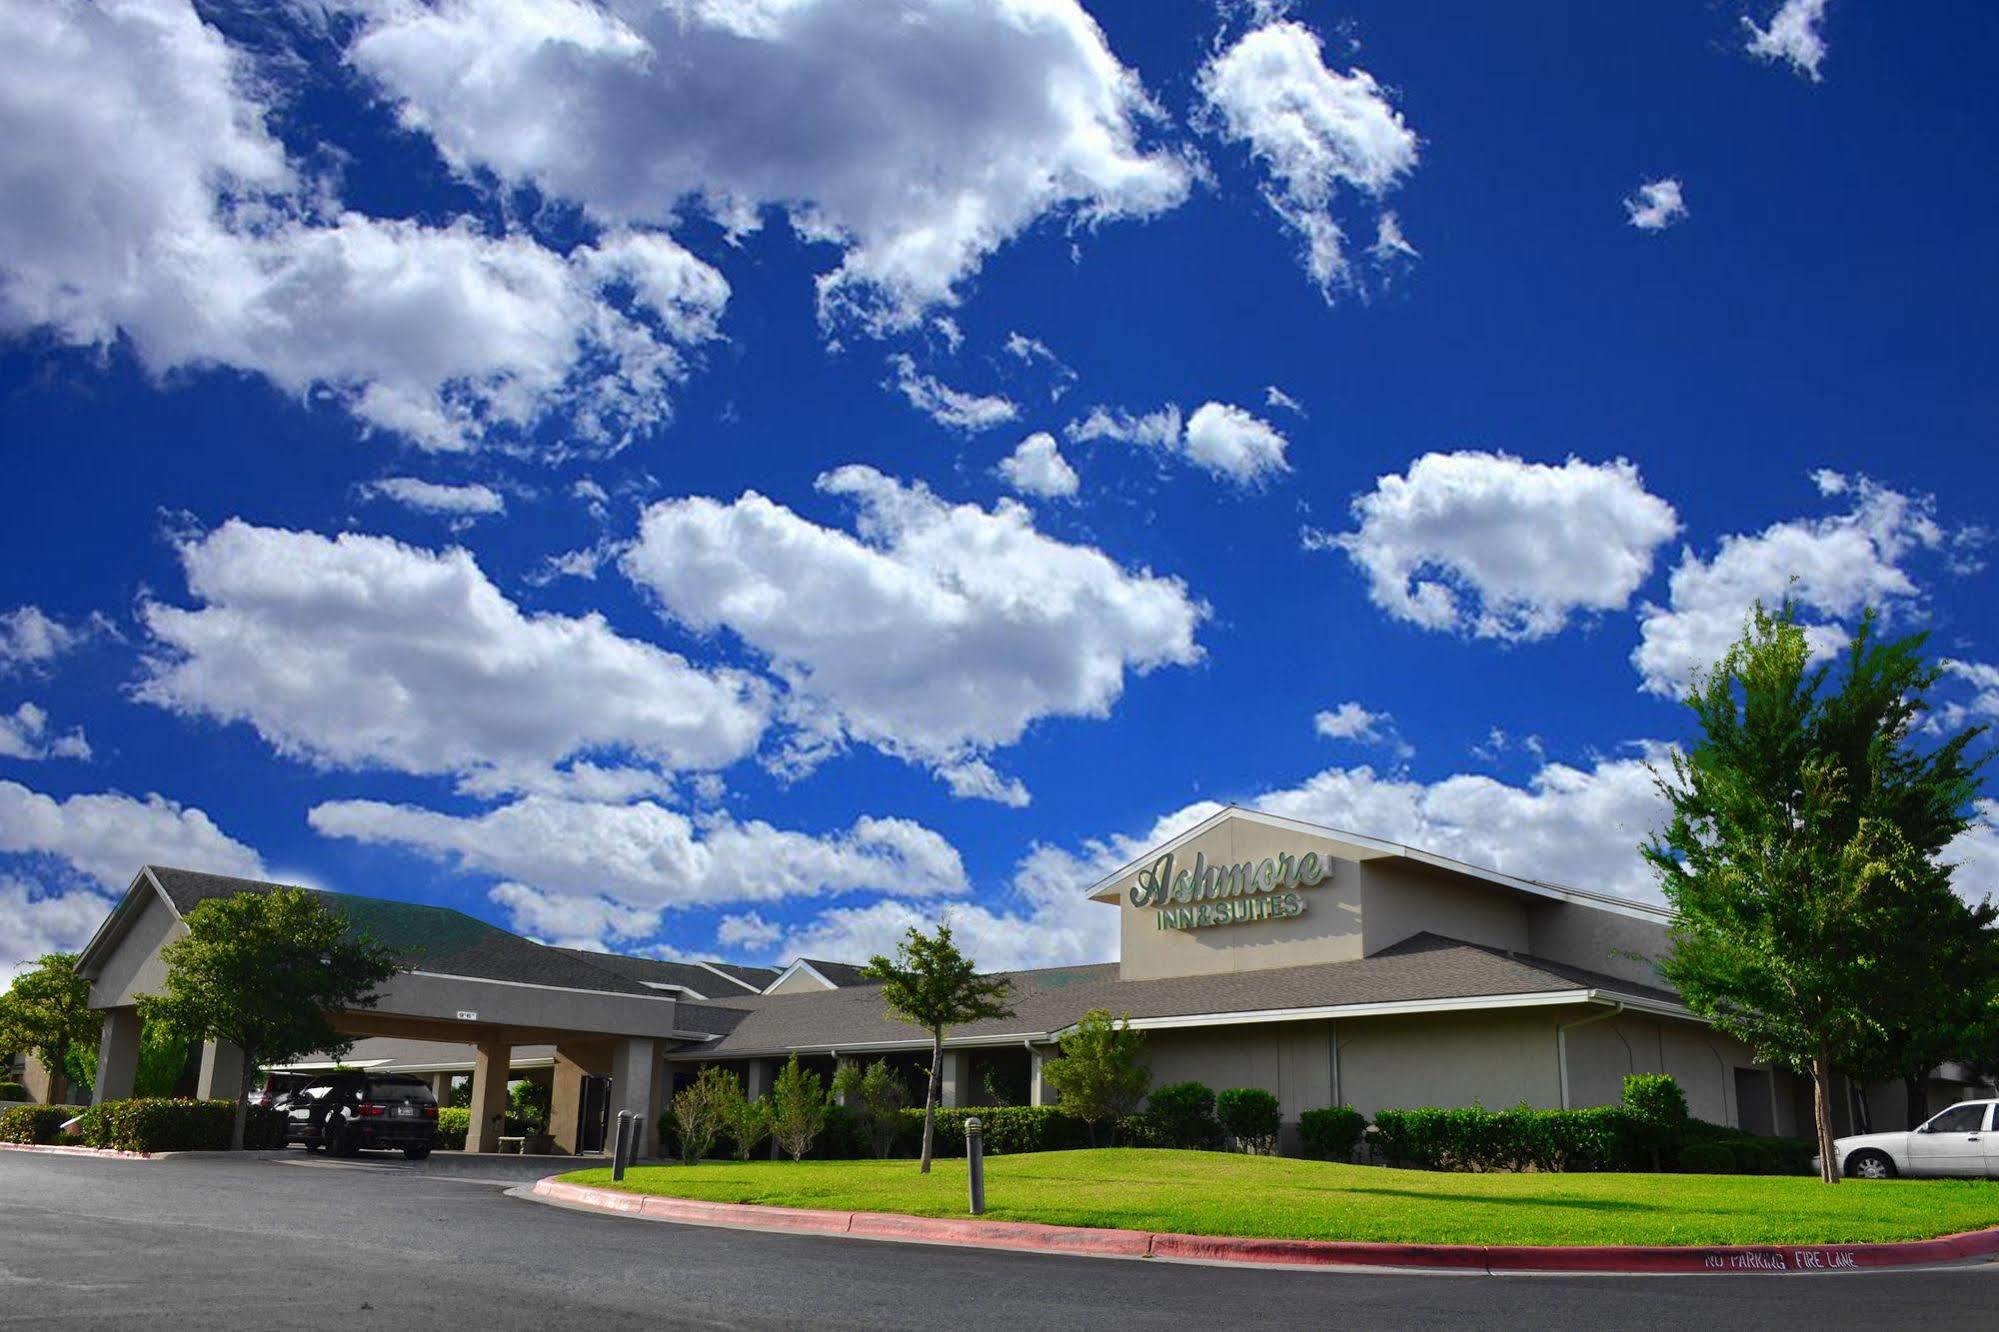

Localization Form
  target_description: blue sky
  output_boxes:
[4,0,1997,979]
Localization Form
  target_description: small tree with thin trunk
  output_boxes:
[139,888,399,1151]
[1645,604,1988,1183]
[1042,1009,1149,1147]
[863,923,1013,1173]
[768,1054,830,1161]
[672,1064,734,1164]
[0,953,100,1104]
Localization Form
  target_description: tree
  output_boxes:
[835,1058,910,1159]
[0,953,100,1103]
[1645,604,1990,1183]
[863,923,1013,1173]
[1042,1009,1149,1146]
[1843,910,1999,1129]
[706,1067,772,1162]
[768,1054,830,1161]
[671,1065,735,1164]
[139,887,399,1151]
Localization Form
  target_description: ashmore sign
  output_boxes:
[1127,848,1331,931]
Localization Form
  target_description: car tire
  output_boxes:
[404,1146,431,1161]
[326,1122,359,1158]
[1845,1149,1897,1179]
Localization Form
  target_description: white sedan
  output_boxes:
[1816,1099,1999,1178]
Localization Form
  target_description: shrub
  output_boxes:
[1621,1074,1689,1127]
[1678,1122,1814,1176]
[0,1082,28,1102]
[1298,1106,1366,1162]
[507,1079,551,1136]
[1042,1010,1150,1146]
[436,1106,470,1151]
[769,1055,830,1161]
[71,1098,284,1152]
[672,1066,737,1164]
[1678,1141,1737,1174]
[1369,1104,1644,1172]
[0,1103,84,1144]
[1145,1081,1221,1150]
[889,1105,1091,1156]
[1216,1088,1281,1154]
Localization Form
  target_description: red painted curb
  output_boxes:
[527,1178,1999,1275]
[0,1141,151,1160]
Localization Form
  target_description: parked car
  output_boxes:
[252,1071,319,1110]
[285,1071,439,1159]
[1815,1099,1999,1178]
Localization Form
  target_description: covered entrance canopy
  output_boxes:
[73,867,718,1154]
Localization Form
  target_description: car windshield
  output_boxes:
[1924,1103,1988,1133]
[366,1078,435,1104]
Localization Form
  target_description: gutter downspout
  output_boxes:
[1556,999,1624,1110]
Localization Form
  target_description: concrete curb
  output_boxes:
[528,1177,1999,1275]
[0,1141,295,1162]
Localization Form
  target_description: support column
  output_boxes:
[429,1071,454,1106]
[611,1037,660,1158]
[466,1038,511,1154]
[92,1008,141,1105]
[939,1050,966,1108]
[744,1058,773,1102]
[1026,1044,1046,1108]
[196,1041,246,1101]
[832,1054,857,1106]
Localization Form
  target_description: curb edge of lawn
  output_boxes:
[0,1141,295,1162]
[528,1177,1999,1275]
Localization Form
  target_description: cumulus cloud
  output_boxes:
[1314,702,1386,742]
[1743,0,1831,82]
[1197,18,1419,297]
[137,519,770,796]
[309,795,968,945]
[886,354,1019,432]
[1,875,120,984]
[0,704,91,762]
[1330,451,1680,641]
[0,607,101,672]
[716,911,783,953]
[998,432,1080,499]
[0,778,265,892]
[0,0,727,450]
[1065,400,1287,486]
[1625,178,1688,232]
[362,477,507,518]
[621,466,1204,798]
[1633,472,1947,697]
[341,0,1194,334]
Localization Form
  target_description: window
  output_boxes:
[1924,1103,1989,1134]
[366,1076,436,1104]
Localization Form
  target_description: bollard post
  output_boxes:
[612,1110,633,1181]
[966,1115,985,1216]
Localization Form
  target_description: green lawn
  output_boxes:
[561,1149,1999,1247]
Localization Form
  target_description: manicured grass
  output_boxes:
[561,1149,1999,1247]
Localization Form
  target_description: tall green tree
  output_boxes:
[1042,1009,1150,1146]
[768,1054,831,1161]
[1645,604,1991,1183]
[0,953,99,1103]
[863,922,1013,1173]
[140,888,399,1150]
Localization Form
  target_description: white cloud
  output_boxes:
[0,0,728,450]
[0,778,265,891]
[715,910,784,953]
[1633,473,1945,697]
[1743,0,1831,82]
[1945,800,1999,910]
[1625,178,1688,232]
[886,354,1019,432]
[621,466,1204,796]
[0,704,91,762]
[1197,18,1419,296]
[363,477,507,518]
[1314,702,1388,742]
[1333,451,1680,641]
[998,432,1081,499]
[137,519,770,795]
[1003,331,1077,399]
[0,607,98,672]
[1,875,119,983]
[1182,401,1290,485]
[308,796,968,925]
[936,758,1033,809]
[1065,400,1287,486]
[1264,384,1305,416]
[342,0,1194,334]
[1371,210,1418,261]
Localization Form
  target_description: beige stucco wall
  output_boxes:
[1336,1008,1565,1118]
[1109,823,1372,981]
[1561,1011,1770,1128]
[1357,859,1530,958]
[766,968,835,995]
[1525,899,1671,989]
[1142,1021,1334,1122]
[86,890,181,1009]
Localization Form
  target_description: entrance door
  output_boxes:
[579,1075,611,1154]
[1907,1101,1989,1175]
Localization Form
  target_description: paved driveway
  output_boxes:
[2,1151,1994,1329]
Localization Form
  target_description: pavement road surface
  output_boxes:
[3,1150,1995,1329]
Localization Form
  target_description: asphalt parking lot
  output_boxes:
[3,1150,1995,1329]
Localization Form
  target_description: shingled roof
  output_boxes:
[142,867,656,998]
[671,934,1681,1055]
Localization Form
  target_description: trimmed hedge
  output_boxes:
[1298,1106,1366,1162]
[1217,1087,1281,1154]
[1145,1082,1222,1150]
[0,1082,29,1103]
[1678,1141,1736,1174]
[72,1098,286,1152]
[0,1103,85,1144]
[437,1106,470,1151]
[1370,1104,1646,1172]
[892,1105,1092,1156]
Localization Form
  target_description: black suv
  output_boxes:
[285,1072,439,1159]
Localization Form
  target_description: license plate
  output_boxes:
[393,1105,416,1118]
